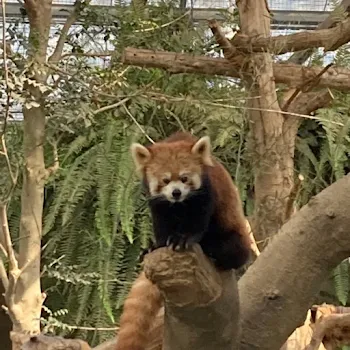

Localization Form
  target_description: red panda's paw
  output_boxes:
[166,235,191,251]
[139,240,157,262]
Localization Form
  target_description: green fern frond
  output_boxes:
[333,260,350,306]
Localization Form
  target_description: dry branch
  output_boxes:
[208,20,237,60]
[282,89,333,138]
[245,219,260,257]
[231,16,350,55]
[122,48,350,91]
[143,244,240,350]
[238,173,350,350]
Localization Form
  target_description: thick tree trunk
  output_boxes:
[236,0,294,247]
[238,173,350,350]
[7,1,52,349]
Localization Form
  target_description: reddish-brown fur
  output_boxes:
[115,272,162,350]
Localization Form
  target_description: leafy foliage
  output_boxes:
[25,1,251,345]
[3,0,350,345]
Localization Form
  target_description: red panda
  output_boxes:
[115,132,250,350]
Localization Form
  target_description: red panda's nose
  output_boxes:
[172,189,182,199]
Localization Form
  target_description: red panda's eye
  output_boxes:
[163,178,170,185]
[180,176,188,183]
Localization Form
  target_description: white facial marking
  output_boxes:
[148,177,159,197]
[191,173,201,190]
[161,181,190,202]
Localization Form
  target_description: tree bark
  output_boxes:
[122,48,350,91]
[231,16,350,54]
[143,245,240,350]
[234,0,293,246]
[7,1,52,348]
[238,173,350,350]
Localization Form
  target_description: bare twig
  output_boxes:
[60,51,114,60]
[245,219,260,257]
[144,92,343,126]
[208,19,237,59]
[122,104,155,144]
[0,206,18,272]
[281,88,302,111]
[93,97,131,115]
[1,136,17,186]
[60,324,118,331]
[301,63,334,92]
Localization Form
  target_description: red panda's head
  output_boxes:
[130,136,214,202]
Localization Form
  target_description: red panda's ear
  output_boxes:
[191,136,214,167]
[130,143,151,172]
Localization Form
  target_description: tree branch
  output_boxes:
[48,0,88,64]
[230,16,350,55]
[0,206,18,273]
[122,48,350,91]
[60,51,114,60]
[238,173,350,350]
[208,19,237,60]
[143,244,240,350]
[245,219,260,257]
[288,0,350,65]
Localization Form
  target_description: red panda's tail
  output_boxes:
[116,271,163,350]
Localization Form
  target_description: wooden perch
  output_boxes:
[238,174,350,350]
[143,244,240,350]
[122,48,350,91]
[21,334,91,350]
